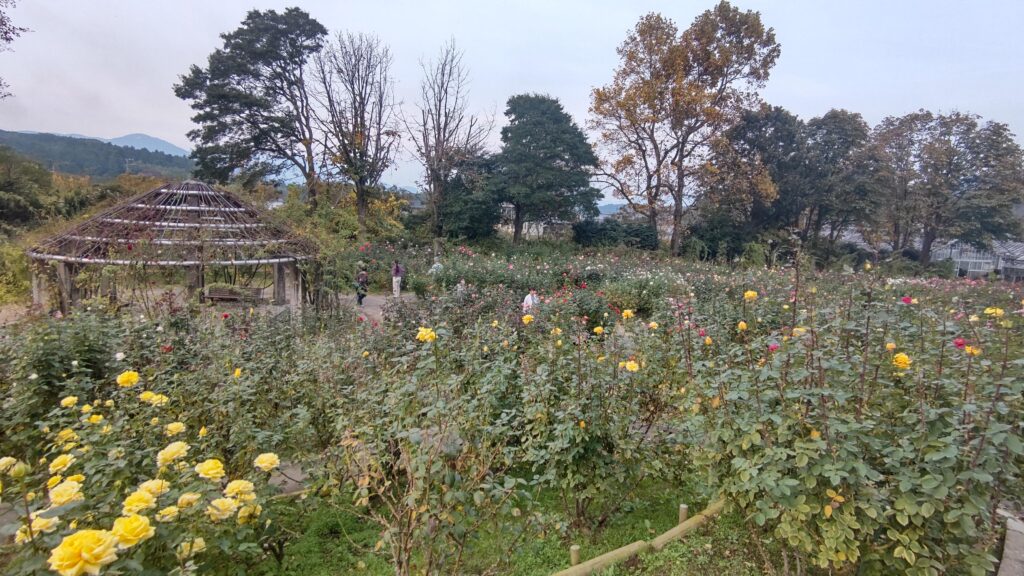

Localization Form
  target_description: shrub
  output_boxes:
[573,220,658,251]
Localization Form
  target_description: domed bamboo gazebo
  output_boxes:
[28,180,314,311]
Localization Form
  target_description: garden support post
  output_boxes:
[678,504,689,524]
[273,263,286,305]
[186,266,204,300]
[30,264,47,309]
[54,261,75,313]
[570,545,580,566]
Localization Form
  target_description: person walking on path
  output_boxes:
[391,260,405,298]
[355,268,369,306]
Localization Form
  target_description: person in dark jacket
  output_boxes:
[356,269,369,306]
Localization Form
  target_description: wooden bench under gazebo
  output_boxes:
[27,180,315,312]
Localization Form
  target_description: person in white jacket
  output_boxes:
[522,288,539,312]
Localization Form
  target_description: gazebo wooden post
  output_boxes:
[54,261,77,313]
[30,261,48,309]
[272,262,287,305]
[186,265,204,300]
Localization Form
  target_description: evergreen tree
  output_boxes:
[492,94,598,243]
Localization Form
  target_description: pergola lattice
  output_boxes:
[28,180,313,310]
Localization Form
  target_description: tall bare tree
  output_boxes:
[313,32,400,238]
[405,40,490,236]
[0,0,28,99]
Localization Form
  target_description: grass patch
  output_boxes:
[259,478,773,576]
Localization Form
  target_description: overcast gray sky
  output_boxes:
[1,0,1022,189]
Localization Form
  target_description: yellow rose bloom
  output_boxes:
[809,429,822,440]
[111,514,155,548]
[60,396,78,408]
[56,429,79,445]
[224,479,256,501]
[965,345,982,357]
[550,327,562,336]
[149,394,169,407]
[984,307,1005,318]
[49,454,76,475]
[704,336,713,346]
[648,322,659,330]
[177,492,202,508]
[892,352,912,371]
[164,422,186,437]
[49,480,85,507]
[521,314,534,325]
[0,455,16,473]
[48,529,118,576]
[624,360,640,373]
[415,327,437,342]
[198,426,208,438]
[622,309,634,319]
[195,459,226,481]
[116,370,140,388]
[885,342,896,352]
[155,506,179,522]
[138,391,155,403]
[737,321,748,332]
[176,537,206,560]
[121,489,156,515]
[253,452,280,472]
[233,367,242,378]
[743,290,758,302]
[66,474,85,483]
[47,475,63,489]
[237,503,263,525]
[87,414,104,425]
[156,441,190,468]
[206,497,239,522]
[138,479,170,497]
[31,512,61,534]
[593,326,604,335]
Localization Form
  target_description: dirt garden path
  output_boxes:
[349,293,414,325]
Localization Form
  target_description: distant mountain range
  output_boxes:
[599,202,626,215]
[16,131,189,157]
[0,130,193,180]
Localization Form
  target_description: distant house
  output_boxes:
[496,203,573,240]
[933,240,1024,280]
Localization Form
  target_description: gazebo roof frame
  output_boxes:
[28,180,314,267]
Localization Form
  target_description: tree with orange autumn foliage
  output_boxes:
[590,2,780,253]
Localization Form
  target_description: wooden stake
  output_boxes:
[570,544,581,566]
[678,503,689,525]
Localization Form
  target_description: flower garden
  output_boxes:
[1,245,1022,575]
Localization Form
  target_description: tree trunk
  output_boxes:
[669,169,685,255]
[670,198,684,255]
[646,205,659,242]
[512,206,524,244]
[920,227,937,265]
[305,173,318,211]
[429,177,444,238]
[356,182,368,241]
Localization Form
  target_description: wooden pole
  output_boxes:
[570,545,580,566]
[552,498,727,576]
[678,504,689,524]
